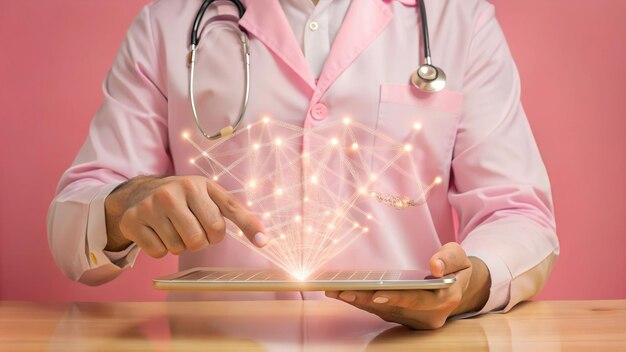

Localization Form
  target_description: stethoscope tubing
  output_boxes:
[189,0,249,140]
[189,0,445,141]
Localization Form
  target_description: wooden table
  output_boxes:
[1,300,624,351]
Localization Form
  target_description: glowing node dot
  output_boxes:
[342,117,352,125]
[248,180,257,188]
[328,224,335,229]
[353,221,359,228]
[189,158,196,164]
[262,116,270,124]
[366,214,373,220]
[413,122,423,130]
[304,197,310,202]
[351,142,359,150]
[253,143,260,150]
[404,144,413,152]
[247,124,252,130]
[237,230,244,237]
[331,138,339,146]
[358,187,367,194]
[332,239,339,243]
[275,188,283,196]
[182,132,190,140]
[280,233,286,239]
[246,201,253,207]
[370,174,378,181]
[324,210,330,216]
[434,176,443,184]
[310,176,318,184]
[302,152,310,159]
[306,226,313,233]
[295,215,302,222]
[275,138,283,146]
[212,175,219,181]
[263,212,271,219]
[363,227,370,233]
[202,151,209,157]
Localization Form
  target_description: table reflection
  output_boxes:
[47,300,564,351]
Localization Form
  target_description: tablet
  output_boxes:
[153,267,456,291]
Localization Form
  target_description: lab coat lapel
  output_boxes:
[311,0,393,104]
[239,0,316,90]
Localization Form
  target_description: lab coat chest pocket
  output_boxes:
[374,84,463,183]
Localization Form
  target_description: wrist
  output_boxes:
[104,185,132,251]
[104,176,160,251]
[454,256,491,315]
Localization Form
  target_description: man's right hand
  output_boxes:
[104,175,267,257]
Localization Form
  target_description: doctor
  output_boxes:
[48,0,559,329]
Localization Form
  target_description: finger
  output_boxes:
[206,181,267,248]
[152,186,208,250]
[149,217,187,255]
[332,291,392,314]
[429,242,471,277]
[338,290,374,305]
[119,211,168,258]
[186,184,226,246]
[334,290,457,330]
[371,290,449,310]
[325,291,339,299]
[163,202,208,250]
[131,225,168,258]
[336,290,437,310]
[331,291,428,326]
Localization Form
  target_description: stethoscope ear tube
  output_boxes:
[191,0,246,46]
[189,0,249,140]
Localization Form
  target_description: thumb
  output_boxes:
[429,242,471,277]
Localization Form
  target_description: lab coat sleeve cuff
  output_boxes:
[103,244,140,269]
[85,183,140,272]
[452,249,512,319]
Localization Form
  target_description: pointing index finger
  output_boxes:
[206,181,268,248]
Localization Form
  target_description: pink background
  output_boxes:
[0,0,624,302]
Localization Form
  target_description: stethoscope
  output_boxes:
[189,0,446,140]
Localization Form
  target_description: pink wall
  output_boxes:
[0,1,624,301]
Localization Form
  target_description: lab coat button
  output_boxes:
[309,21,319,31]
[310,103,328,120]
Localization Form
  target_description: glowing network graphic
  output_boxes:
[183,116,441,280]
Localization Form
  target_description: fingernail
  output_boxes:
[437,259,445,274]
[373,296,389,304]
[253,232,268,247]
[339,292,356,302]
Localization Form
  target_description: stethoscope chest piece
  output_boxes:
[411,64,447,93]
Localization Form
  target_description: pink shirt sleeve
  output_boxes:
[451,4,559,314]
[47,6,171,285]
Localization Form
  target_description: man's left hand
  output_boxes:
[325,242,491,329]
